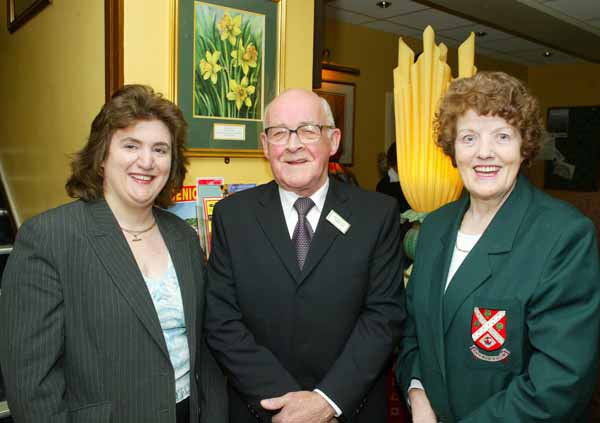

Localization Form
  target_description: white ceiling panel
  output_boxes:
[388,8,473,30]
[325,0,596,65]
[513,49,588,64]
[543,0,600,20]
[437,25,513,42]
[328,0,427,20]
[362,20,424,38]
[475,36,546,52]
[326,6,374,25]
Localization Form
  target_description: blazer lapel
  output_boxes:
[157,212,197,368]
[442,174,533,333]
[255,182,302,283]
[428,197,467,379]
[300,178,351,285]
[85,200,169,359]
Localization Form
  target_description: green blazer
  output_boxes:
[0,200,227,423]
[397,174,600,422]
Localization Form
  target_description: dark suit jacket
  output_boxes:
[0,199,227,423]
[397,174,600,422]
[375,174,410,214]
[206,177,405,422]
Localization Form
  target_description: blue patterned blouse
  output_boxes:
[143,256,190,403]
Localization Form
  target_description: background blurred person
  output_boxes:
[376,143,410,215]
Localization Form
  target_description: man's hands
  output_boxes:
[261,391,337,423]
[408,388,437,423]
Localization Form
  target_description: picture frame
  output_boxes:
[6,0,51,33]
[314,80,356,165]
[172,0,286,158]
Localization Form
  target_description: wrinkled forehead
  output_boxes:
[265,91,324,127]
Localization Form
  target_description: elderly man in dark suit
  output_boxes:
[206,89,405,423]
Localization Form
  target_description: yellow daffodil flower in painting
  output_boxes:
[231,41,258,75]
[217,12,242,46]
[199,51,222,84]
[226,77,256,110]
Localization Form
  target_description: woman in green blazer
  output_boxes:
[0,85,227,422]
[397,72,600,422]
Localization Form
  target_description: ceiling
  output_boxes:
[326,0,600,66]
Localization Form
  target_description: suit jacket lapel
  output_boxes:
[300,177,351,284]
[428,196,466,379]
[157,212,197,368]
[85,200,169,359]
[255,182,302,283]
[442,174,533,333]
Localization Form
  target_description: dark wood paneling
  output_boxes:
[313,0,326,89]
[104,0,124,101]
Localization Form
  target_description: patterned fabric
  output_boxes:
[292,197,315,269]
[143,256,191,402]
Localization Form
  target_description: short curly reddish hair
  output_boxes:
[434,71,544,167]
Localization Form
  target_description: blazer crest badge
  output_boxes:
[469,307,511,362]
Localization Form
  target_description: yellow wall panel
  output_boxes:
[0,0,105,223]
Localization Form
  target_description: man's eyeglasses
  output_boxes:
[264,124,336,145]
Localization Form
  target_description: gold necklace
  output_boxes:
[120,221,157,242]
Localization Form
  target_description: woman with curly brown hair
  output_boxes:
[396,71,600,422]
[0,85,227,423]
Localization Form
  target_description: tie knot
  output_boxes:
[294,197,315,217]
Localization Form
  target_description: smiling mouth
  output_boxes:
[130,174,154,183]
[285,159,309,165]
[473,166,501,176]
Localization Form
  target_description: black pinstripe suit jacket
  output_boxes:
[0,199,227,423]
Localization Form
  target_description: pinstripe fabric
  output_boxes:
[0,199,227,423]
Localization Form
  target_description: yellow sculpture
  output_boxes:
[393,26,476,213]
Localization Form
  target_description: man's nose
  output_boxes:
[285,131,304,151]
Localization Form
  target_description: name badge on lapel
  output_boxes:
[469,307,511,362]
[326,210,350,234]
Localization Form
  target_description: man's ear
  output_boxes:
[328,128,341,157]
[261,133,270,160]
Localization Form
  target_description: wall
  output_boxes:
[0,1,105,223]
[323,19,529,191]
[0,0,313,224]
[527,63,600,238]
[124,0,314,187]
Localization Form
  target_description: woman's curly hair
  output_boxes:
[435,71,544,167]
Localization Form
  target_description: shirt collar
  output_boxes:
[387,168,399,182]
[278,178,329,215]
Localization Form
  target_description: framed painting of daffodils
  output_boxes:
[175,0,285,157]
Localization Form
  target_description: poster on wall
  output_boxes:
[167,185,202,237]
[175,0,286,158]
